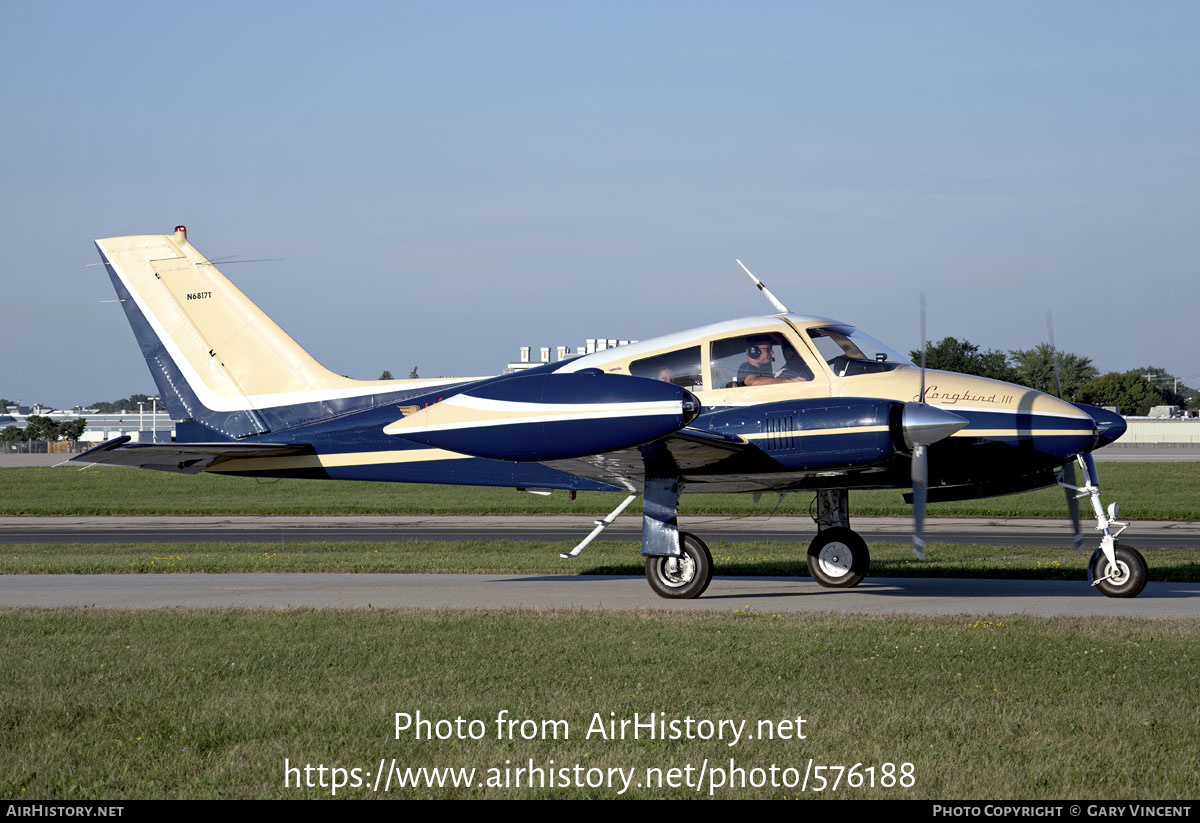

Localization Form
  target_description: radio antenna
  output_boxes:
[735,259,790,314]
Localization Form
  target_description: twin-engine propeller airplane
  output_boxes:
[76,226,1146,599]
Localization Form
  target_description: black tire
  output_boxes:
[807,527,870,588]
[645,531,713,599]
[1094,544,1148,598]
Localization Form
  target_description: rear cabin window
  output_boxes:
[629,346,703,390]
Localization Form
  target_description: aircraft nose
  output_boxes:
[1074,403,1127,448]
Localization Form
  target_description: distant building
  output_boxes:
[504,337,638,373]
[2,409,174,445]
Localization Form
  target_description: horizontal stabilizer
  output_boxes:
[71,436,314,474]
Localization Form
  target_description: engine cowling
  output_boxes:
[695,397,900,469]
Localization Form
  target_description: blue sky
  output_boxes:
[2,1,1198,406]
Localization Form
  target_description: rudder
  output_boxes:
[96,226,428,438]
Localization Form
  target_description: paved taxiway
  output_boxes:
[2,573,1197,617]
[4,515,1195,618]
[3,515,1197,548]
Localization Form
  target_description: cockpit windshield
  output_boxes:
[806,325,912,378]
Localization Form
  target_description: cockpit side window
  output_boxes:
[630,346,703,390]
[807,325,908,377]
[709,333,813,388]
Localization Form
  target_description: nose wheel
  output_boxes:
[1090,544,1148,599]
[807,527,870,588]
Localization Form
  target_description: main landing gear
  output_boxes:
[807,490,870,589]
[1059,454,1147,599]
[807,527,870,588]
[645,532,713,599]
[561,478,719,600]
[562,484,873,600]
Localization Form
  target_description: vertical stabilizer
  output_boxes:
[96,227,448,437]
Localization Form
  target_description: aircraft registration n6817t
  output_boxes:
[77,226,1144,600]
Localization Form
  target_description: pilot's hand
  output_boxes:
[775,359,812,381]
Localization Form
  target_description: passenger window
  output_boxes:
[630,346,703,390]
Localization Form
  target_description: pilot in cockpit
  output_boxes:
[737,336,812,387]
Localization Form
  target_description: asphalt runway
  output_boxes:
[2,572,1197,617]
[3,515,1197,548]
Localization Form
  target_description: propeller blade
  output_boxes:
[919,292,927,403]
[1048,313,1084,549]
[911,293,933,560]
[912,443,928,560]
[1047,311,1064,399]
[1061,461,1084,551]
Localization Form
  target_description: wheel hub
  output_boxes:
[1106,559,1130,586]
[659,554,695,587]
[817,542,852,579]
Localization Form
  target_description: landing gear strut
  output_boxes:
[1059,453,1148,598]
[808,489,869,588]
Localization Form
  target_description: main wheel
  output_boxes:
[1093,544,1148,598]
[645,531,713,599]
[807,527,870,588]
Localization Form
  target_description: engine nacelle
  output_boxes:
[383,371,701,461]
[696,397,900,470]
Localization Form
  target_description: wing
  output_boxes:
[543,427,776,492]
[71,436,315,474]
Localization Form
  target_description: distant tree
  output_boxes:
[378,370,394,381]
[910,337,1018,383]
[22,415,61,441]
[0,398,17,410]
[0,426,24,442]
[86,393,152,413]
[59,418,87,441]
[1131,366,1190,407]
[1008,344,1097,400]
[1077,371,1165,417]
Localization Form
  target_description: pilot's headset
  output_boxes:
[747,337,775,361]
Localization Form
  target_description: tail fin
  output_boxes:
[97,226,440,438]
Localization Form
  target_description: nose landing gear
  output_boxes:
[1059,453,1147,598]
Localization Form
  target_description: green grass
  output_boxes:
[3,540,1199,580]
[1,463,1198,518]
[2,609,1197,799]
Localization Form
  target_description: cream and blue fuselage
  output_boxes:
[83,229,1123,502]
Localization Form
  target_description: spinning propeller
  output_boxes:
[911,293,930,560]
[1047,312,1085,550]
[905,293,969,559]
